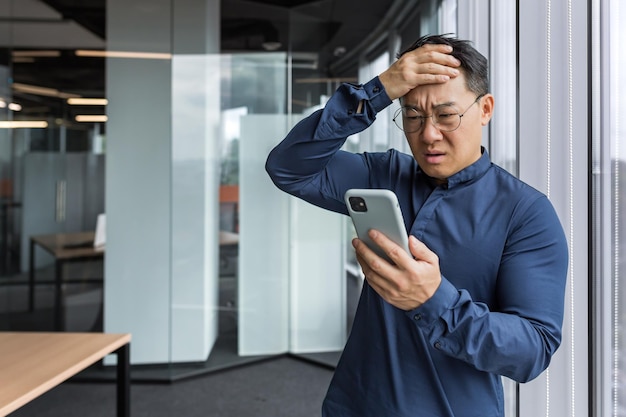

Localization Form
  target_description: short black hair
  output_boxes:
[397,34,489,96]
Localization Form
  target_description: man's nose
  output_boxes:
[420,117,442,143]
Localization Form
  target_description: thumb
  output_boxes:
[409,235,438,264]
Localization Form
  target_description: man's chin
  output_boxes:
[420,168,448,184]
[419,164,444,178]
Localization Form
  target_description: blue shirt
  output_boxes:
[265,77,569,417]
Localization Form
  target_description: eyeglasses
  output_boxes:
[392,94,485,133]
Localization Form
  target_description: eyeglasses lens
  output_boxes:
[393,106,461,133]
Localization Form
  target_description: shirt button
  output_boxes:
[373,86,380,93]
[347,110,354,115]
[434,341,442,350]
[413,313,422,321]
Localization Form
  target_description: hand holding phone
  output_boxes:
[344,189,410,263]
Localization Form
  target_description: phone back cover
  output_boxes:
[344,189,410,261]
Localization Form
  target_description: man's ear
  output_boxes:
[479,94,495,126]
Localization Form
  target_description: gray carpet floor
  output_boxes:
[9,356,334,417]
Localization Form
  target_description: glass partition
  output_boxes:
[99,0,356,379]
[159,51,347,377]
[218,52,291,361]
[0,0,106,333]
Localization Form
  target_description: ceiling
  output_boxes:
[0,0,395,121]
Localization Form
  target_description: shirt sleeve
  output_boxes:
[265,77,393,214]
[406,195,569,383]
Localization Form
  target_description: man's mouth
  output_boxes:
[423,151,445,163]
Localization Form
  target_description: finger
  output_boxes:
[406,45,461,68]
[352,237,393,272]
[367,229,413,265]
[354,250,373,280]
[411,42,454,57]
[352,237,380,264]
[408,235,438,264]
[412,71,453,86]
[418,62,460,78]
[396,55,460,89]
[354,250,386,293]
[409,60,460,83]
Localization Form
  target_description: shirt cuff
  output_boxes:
[405,277,460,331]
[314,77,392,139]
[362,77,393,112]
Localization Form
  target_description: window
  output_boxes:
[593,0,626,416]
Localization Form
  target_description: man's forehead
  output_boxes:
[402,73,469,105]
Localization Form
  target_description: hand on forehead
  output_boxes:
[379,43,461,101]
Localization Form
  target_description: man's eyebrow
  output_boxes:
[403,101,456,111]
[433,101,456,109]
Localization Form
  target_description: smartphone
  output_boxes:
[344,188,410,263]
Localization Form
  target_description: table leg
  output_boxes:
[29,239,35,311]
[0,206,6,275]
[54,259,64,331]
[116,343,131,417]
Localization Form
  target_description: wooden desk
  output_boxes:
[29,232,104,331]
[0,332,131,417]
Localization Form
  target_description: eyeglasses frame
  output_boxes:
[392,93,486,133]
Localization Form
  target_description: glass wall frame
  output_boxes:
[591,0,626,416]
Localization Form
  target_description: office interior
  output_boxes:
[0,0,623,416]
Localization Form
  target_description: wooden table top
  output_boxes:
[219,230,239,246]
[0,332,131,416]
[30,231,104,260]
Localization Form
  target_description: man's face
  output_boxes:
[401,73,494,183]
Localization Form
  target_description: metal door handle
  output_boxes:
[55,180,66,222]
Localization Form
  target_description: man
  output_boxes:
[265,34,568,417]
